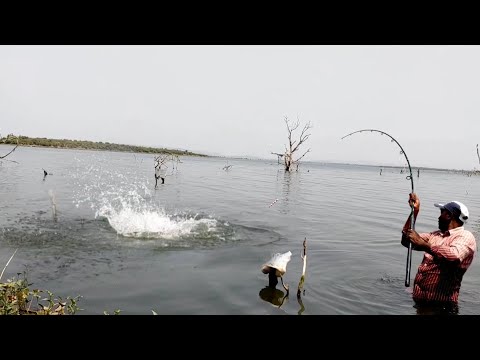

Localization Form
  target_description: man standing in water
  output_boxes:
[401,193,476,315]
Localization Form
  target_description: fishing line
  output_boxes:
[341,129,415,287]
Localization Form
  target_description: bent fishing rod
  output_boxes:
[341,129,415,287]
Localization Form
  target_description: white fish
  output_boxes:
[261,251,292,277]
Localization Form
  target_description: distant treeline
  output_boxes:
[0,134,207,157]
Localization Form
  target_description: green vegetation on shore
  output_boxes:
[1,249,82,315]
[0,134,208,157]
[0,271,82,315]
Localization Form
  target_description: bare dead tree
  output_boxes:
[283,116,312,172]
[154,152,182,188]
[154,155,169,187]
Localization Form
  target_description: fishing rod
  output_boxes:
[341,129,415,287]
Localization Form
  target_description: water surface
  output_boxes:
[1,145,479,315]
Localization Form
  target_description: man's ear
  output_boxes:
[443,210,453,220]
[450,209,461,221]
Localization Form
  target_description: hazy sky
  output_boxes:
[1,45,479,170]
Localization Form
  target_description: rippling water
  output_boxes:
[1,145,479,315]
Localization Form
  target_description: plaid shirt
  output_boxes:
[413,226,476,304]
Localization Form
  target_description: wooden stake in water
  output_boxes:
[297,238,307,298]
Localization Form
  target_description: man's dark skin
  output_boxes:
[401,192,464,256]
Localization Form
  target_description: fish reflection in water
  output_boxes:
[259,286,288,307]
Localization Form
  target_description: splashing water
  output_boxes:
[98,206,218,239]
[70,154,230,245]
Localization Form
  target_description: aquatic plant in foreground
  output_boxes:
[0,270,83,315]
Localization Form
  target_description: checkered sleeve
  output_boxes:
[430,231,476,263]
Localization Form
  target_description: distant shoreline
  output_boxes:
[0,135,209,157]
[0,135,477,174]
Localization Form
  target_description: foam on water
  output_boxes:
[98,206,218,239]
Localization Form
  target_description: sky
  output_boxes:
[1,45,479,171]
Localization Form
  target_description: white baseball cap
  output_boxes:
[434,201,469,224]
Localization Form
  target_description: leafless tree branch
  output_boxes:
[0,135,19,163]
[282,116,312,172]
[0,144,18,159]
[154,152,181,188]
[0,135,18,159]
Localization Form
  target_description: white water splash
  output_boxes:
[71,155,221,241]
[99,206,217,239]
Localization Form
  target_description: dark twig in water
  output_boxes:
[477,144,480,165]
[154,174,165,187]
[277,291,288,309]
[0,135,19,163]
[0,144,18,159]
[341,129,415,287]
[297,295,305,315]
[280,276,289,295]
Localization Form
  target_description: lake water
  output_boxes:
[1,144,479,315]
